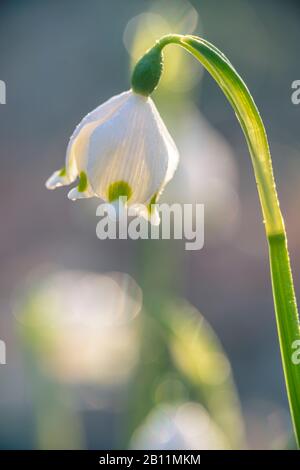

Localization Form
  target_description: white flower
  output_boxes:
[46,90,179,223]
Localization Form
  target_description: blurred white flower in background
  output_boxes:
[15,270,142,385]
[165,103,240,243]
[131,402,229,450]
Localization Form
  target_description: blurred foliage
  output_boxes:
[125,296,244,449]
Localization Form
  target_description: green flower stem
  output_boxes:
[269,232,300,443]
[138,34,300,445]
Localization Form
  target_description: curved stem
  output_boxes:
[154,34,300,445]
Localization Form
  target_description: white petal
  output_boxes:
[132,204,161,226]
[67,186,94,201]
[45,170,70,189]
[87,92,179,204]
[65,90,132,182]
[149,207,161,226]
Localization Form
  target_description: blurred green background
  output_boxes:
[0,0,300,450]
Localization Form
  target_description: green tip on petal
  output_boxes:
[59,166,67,177]
[108,181,132,203]
[148,193,158,214]
[78,171,88,192]
[131,45,163,97]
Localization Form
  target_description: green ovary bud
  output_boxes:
[131,45,163,97]
[59,166,67,177]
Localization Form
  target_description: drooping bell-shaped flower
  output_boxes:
[46,88,179,223]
